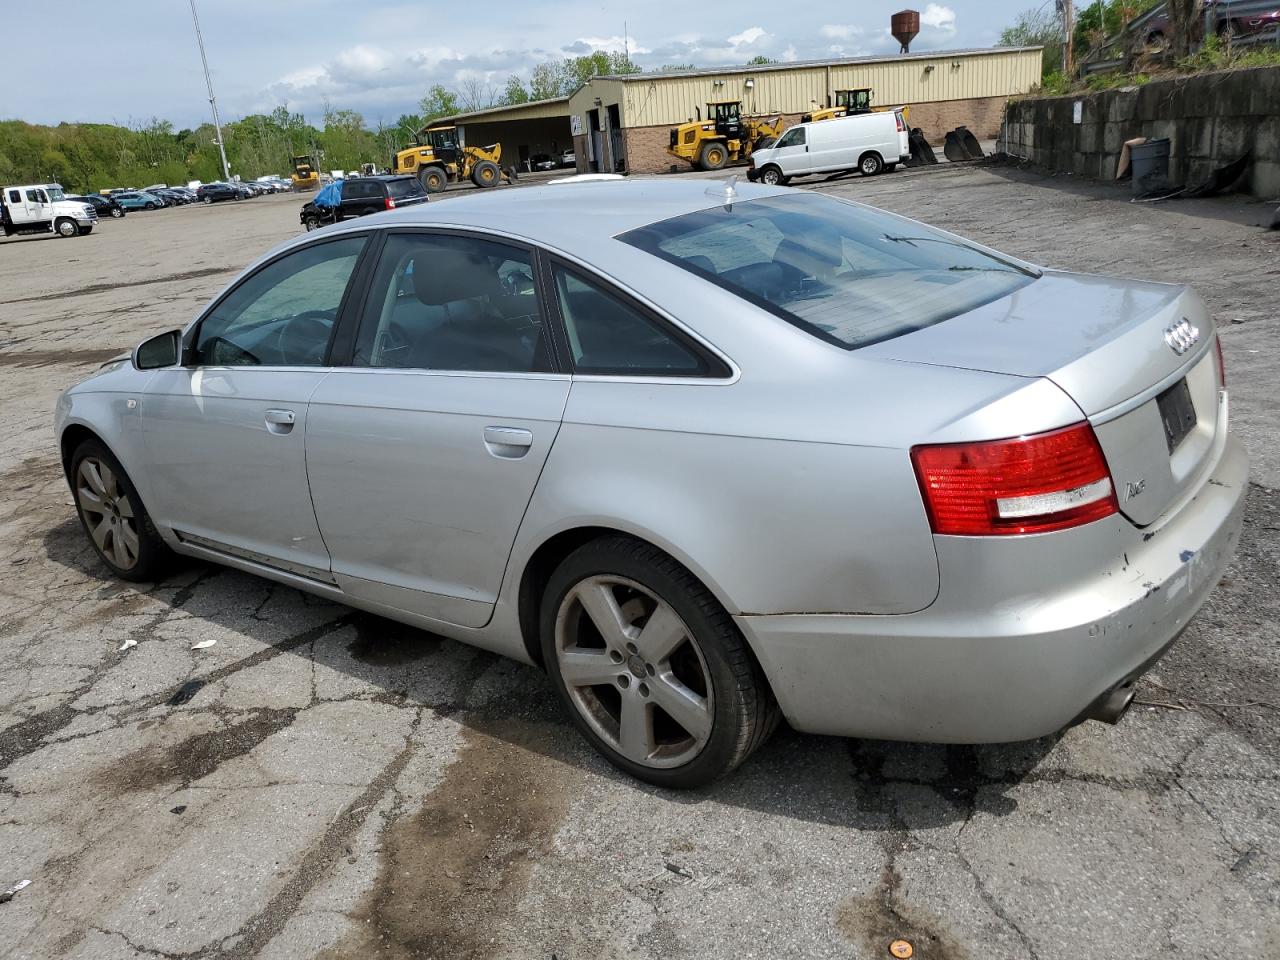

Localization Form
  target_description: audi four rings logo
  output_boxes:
[1164,318,1200,355]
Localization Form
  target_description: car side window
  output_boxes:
[8,190,20,203]
[353,232,552,373]
[777,127,805,148]
[550,264,713,377]
[194,236,366,367]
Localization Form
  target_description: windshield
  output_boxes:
[46,187,66,202]
[619,193,1038,351]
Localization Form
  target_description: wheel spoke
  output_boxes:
[111,528,131,567]
[90,517,110,550]
[617,695,654,762]
[635,602,687,663]
[116,496,134,519]
[649,674,712,743]
[119,523,140,559]
[559,649,621,688]
[99,463,118,499]
[79,460,106,496]
[575,581,630,647]
[77,487,106,516]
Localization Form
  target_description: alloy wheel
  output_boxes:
[554,574,714,768]
[76,456,139,570]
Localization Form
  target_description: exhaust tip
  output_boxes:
[1086,682,1136,725]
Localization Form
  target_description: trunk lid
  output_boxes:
[867,270,1223,526]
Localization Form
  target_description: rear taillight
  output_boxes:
[911,422,1118,536]
[385,196,396,210]
[1214,334,1226,387]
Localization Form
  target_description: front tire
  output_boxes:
[110,207,124,218]
[144,202,156,210]
[758,165,785,186]
[541,536,779,788]
[203,196,213,204]
[55,218,77,238]
[303,215,321,231]
[858,152,884,176]
[471,160,501,187]
[70,438,173,582]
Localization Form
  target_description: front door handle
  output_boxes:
[483,426,533,459]
[265,408,296,434]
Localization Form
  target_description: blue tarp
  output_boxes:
[314,180,343,208]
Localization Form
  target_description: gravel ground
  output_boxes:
[0,167,1277,960]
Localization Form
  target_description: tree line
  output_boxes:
[0,49,645,193]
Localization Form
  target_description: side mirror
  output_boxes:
[133,330,182,370]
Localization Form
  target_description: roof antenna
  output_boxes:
[706,174,738,204]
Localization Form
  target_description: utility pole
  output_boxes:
[1061,0,1075,75]
[188,0,231,182]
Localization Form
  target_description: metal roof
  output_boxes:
[598,46,1044,82]
[436,95,571,127]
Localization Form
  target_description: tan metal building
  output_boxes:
[436,46,1042,177]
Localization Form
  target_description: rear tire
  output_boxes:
[69,438,174,583]
[471,160,501,187]
[55,218,77,238]
[699,142,728,171]
[419,166,448,193]
[858,152,883,176]
[540,535,779,788]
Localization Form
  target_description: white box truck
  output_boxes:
[2,184,97,239]
[748,110,911,186]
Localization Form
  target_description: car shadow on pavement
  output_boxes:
[40,515,1055,832]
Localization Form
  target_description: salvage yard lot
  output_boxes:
[1,170,1278,959]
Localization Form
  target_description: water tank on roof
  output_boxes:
[892,10,920,53]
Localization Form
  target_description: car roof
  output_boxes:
[364,178,790,258]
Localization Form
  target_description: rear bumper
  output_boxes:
[735,433,1248,742]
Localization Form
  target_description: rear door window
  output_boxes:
[619,192,1037,351]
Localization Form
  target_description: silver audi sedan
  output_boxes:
[55,179,1246,787]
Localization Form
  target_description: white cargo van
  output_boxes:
[1,184,97,239]
[749,110,910,185]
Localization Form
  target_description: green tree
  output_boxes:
[419,84,459,122]
[746,54,775,64]
[999,6,1066,76]
[502,74,530,105]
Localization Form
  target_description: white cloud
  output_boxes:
[781,44,798,61]
[727,26,767,47]
[920,3,957,31]
[819,24,864,40]
[570,34,651,55]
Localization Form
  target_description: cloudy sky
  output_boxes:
[9,0,1033,127]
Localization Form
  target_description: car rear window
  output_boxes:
[387,177,426,199]
[618,192,1038,350]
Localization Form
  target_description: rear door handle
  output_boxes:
[483,426,533,459]
[265,408,296,434]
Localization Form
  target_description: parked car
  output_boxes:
[150,188,190,205]
[560,150,577,168]
[530,153,557,171]
[167,186,198,203]
[56,180,1245,788]
[299,174,427,230]
[196,182,240,204]
[69,193,126,219]
[2,183,96,237]
[234,182,256,199]
[748,110,910,185]
[1142,0,1280,48]
[109,191,164,211]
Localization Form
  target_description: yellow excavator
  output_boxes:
[392,125,507,193]
[667,101,784,171]
[290,155,319,191]
[802,88,910,124]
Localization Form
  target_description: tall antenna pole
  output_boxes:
[188,0,231,182]
[624,21,629,63]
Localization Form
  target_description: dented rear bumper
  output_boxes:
[736,432,1247,742]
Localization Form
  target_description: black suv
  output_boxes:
[300,175,427,230]
[197,182,241,204]
[70,194,126,219]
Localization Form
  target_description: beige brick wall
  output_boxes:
[619,96,1008,174]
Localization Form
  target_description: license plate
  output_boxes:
[1157,378,1196,453]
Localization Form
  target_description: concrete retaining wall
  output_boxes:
[998,66,1280,197]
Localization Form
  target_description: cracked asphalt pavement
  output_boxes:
[1,168,1278,959]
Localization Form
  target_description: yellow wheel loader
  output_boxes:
[391,125,510,193]
[667,101,784,171]
[290,155,320,191]
[802,89,910,124]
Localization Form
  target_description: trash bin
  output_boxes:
[1131,138,1170,196]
